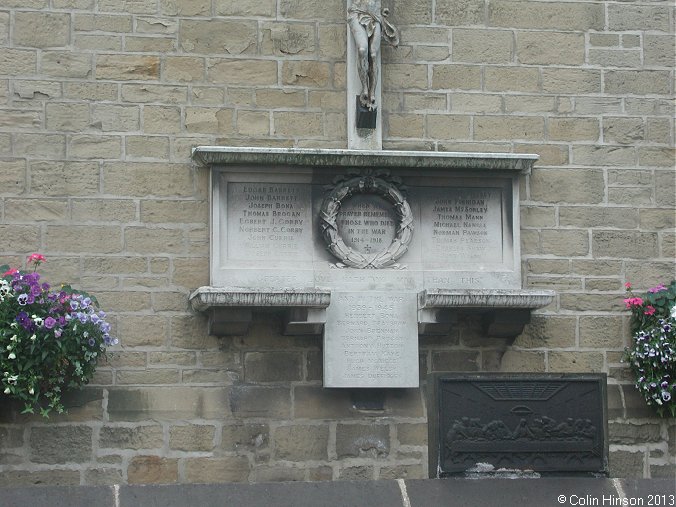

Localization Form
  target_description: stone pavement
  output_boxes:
[0,478,674,507]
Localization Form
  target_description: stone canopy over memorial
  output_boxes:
[190,147,554,388]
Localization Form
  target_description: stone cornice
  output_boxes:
[192,147,538,174]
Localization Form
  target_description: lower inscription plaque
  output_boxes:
[324,292,418,388]
[428,373,608,477]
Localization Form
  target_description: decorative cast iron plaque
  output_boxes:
[428,373,608,477]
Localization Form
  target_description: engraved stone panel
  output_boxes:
[337,195,397,255]
[428,373,608,477]
[421,187,504,266]
[226,182,313,262]
[324,292,418,388]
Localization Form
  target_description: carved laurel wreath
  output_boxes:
[319,171,414,269]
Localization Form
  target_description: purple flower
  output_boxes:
[16,312,32,330]
[70,300,79,310]
[88,338,96,347]
[54,329,62,338]
[648,283,667,293]
[44,316,57,329]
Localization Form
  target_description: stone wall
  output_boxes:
[0,0,674,486]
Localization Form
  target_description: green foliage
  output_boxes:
[1,261,116,417]
[623,281,676,418]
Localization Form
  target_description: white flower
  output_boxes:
[30,334,36,341]
[3,387,9,394]
[9,335,17,342]
[670,305,676,319]
[7,352,16,360]
[28,387,34,395]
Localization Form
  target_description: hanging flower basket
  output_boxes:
[0,254,117,418]
[623,280,676,417]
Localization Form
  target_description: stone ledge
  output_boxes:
[419,289,555,309]
[192,146,538,174]
[418,289,556,339]
[189,287,331,336]
[189,287,331,311]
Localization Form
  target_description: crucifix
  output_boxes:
[346,0,400,150]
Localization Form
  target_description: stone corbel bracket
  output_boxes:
[190,287,331,336]
[418,289,556,341]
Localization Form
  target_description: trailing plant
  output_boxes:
[623,280,676,417]
[0,254,117,417]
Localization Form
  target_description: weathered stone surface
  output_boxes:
[435,0,484,26]
[169,424,215,451]
[336,424,390,459]
[609,450,645,479]
[609,423,663,445]
[207,59,277,85]
[96,55,160,80]
[30,426,92,464]
[489,1,603,30]
[431,64,481,90]
[14,12,71,48]
[274,425,329,461]
[244,352,303,382]
[593,231,658,259]
[279,0,343,21]
[530,168,605,204]
[184,457,250,483]
[431,351,479,372]
[128,456,178,484]
[107,387,230,421]
[221,423,269,452]
[100,425,164,449]
[215,0,276,16]
[453,29,513,63]
[229,386,291,418]
[518,32,584,65]
[181,20,257,55]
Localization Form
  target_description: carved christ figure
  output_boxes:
[348,1,400,111]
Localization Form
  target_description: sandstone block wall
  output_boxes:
[0,0,674,485]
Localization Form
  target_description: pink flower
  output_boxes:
[624,297,644,309]
[27,253,46,265]
[2,268,18,277]
[644,305,656,315]
[624,282,632,289]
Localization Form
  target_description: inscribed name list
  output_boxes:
[227,182,313,261]
[324,291,419,388]
[421,187,503,264]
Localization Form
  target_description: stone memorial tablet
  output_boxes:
[324,291,418,388]
[192,148,550,389]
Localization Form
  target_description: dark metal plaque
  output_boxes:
[428,373,608,477]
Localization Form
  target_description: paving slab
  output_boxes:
[0,478,673,507]
[0,485,114,507]
[119,481,403,507]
